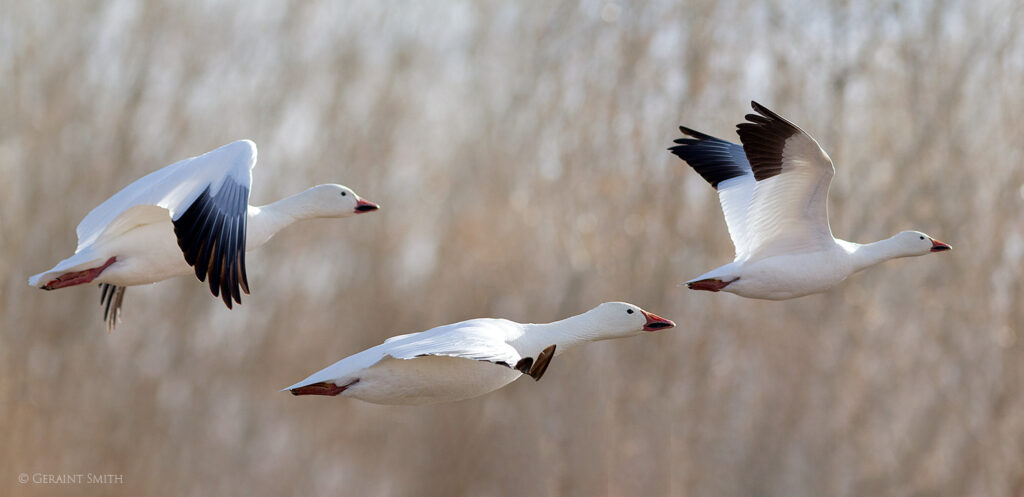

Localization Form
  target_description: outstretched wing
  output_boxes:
[75,140,256,307]
[669,126,757,260]
[283,320,526,392]
[384,320,524,368]
[736,102,835,258]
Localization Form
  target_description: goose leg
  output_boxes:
[290,379,359,396]
[687,277,739,292]
[42,257,117,290]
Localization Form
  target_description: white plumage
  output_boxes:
[285,302,675,405]
[670,101,951,299]
[30,140,379,329]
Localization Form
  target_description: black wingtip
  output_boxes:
[677,125,715,140]
[172,181,250,310]
[750,100,774,117]
[515,357,534,374]
[734,102,805,182]
[748,101,798,129]
[527,344,557,381]
[669,126,750,189]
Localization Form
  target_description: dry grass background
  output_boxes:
[2,0,1022,495]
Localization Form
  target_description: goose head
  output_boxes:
[583,302,676,339]
[893,230,952,256]
[304,184,380,218]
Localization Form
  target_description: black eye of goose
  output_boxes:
[341,191,347,197]
[919,236,924,240]
[626,309,634,314]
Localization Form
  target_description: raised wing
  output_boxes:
[76,140,256,307]
[172,176,250,307]
[736,102,835,258]
[669,126,756,259]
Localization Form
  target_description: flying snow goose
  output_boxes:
[285,302,675,405]
[29,140,379,329]
[668,101,951,300]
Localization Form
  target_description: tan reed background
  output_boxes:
[2,1,1022,495]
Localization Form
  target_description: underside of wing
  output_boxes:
[93,204,172,247]
[172,178,250,308]
[670,126,757,258]
[75,140,256,253]
[735,102,835,258]
[669,126,753,188]
[73,141,256,307]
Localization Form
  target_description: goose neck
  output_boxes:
[847,237,910,272]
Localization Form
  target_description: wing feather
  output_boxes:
[99,284,126,331]
[385,320,523,367]
[75,140,255,252]
[283,319,525,391]
[31,141,255,295]
[669,126,756,259]
[736,102,835,258]
[516,344,556,381]
[172,178,249,307]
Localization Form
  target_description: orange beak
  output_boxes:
[354,198,380,214]
[929,238,951,252]
[641,310,675,332]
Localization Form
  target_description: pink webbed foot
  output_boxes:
[42,257,117,290]
[290,379,359,397]
[687,277,739,292]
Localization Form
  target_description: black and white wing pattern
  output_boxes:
[670,126,757,259]
[171,176,250,307]
[73,140,256,308]
[736,102,836,258]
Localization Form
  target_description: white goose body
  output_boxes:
[695,246,853,300]
[36,203,324,287]
[670,102,951,300]
[313,319,527,406]
[29,140,379,328]
[285,302,676,405]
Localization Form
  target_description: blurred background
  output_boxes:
[2,0,1022,495]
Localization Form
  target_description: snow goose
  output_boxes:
[285,302,675,405]
[669,101,951,300]
[29,140,379,329]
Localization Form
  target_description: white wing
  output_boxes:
[384,319,524,366]
[77,140,256,306]
[670,126,757,259]
[284,319,525,391]
[735,102,835,259]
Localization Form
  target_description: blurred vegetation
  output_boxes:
[2,0,1022,496]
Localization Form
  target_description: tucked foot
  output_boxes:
[42,257,117,290]
[290,379,359,396]
[687,277,739,292]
